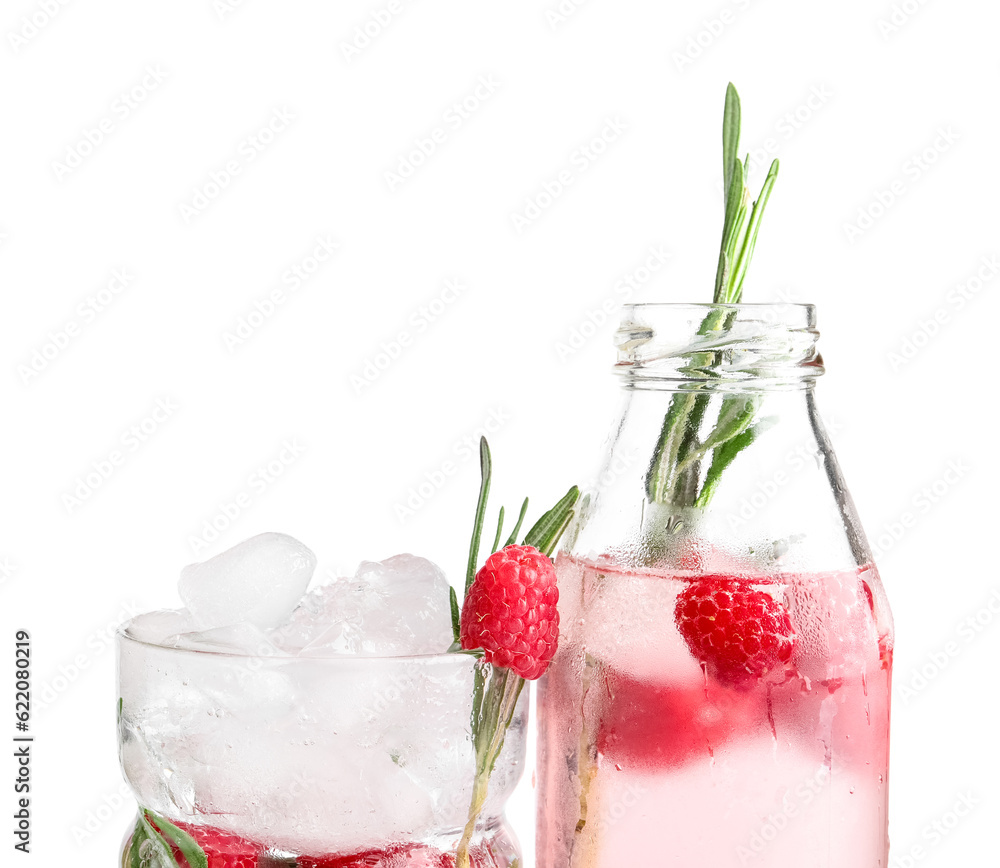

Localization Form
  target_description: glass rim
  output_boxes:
[116,617,478,664]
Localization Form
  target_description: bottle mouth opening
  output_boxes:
[615,303,823,388]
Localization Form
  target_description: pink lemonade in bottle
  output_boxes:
[537,302,894,867]
[538,556,892,867]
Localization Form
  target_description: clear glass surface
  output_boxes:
[117,620,526,866]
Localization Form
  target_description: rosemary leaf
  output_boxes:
[504,498,530,547]
[465,438,492,594]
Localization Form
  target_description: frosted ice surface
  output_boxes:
[125,609,196,645]
[178,532,316,630]
[272,554,454,656]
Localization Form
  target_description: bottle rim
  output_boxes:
[615,302,823,388]
[621,302,817,314]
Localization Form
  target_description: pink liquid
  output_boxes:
[127,817,511,867]
[537,556,892,868]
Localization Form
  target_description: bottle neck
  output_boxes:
[615,303,824,393]
[564,301,873,573]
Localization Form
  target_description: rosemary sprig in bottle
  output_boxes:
[645,83,779,517]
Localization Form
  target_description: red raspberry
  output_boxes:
[297,845,402,867]
[674,576,795,689]
[164,819,258,868]
[460,544,559,680]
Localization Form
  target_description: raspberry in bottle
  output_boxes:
[536,303,893,867]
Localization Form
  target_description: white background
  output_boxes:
[1,0,997,864]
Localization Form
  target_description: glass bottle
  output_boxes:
[537,303,893,867]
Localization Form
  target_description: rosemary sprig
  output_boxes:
[453,437,578,868]
[714,83,780,305]
[645,83,779,513]
[465,438,493,594]
[490,506,506,554]
[125,809,208,868]
[503,498,530,548]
